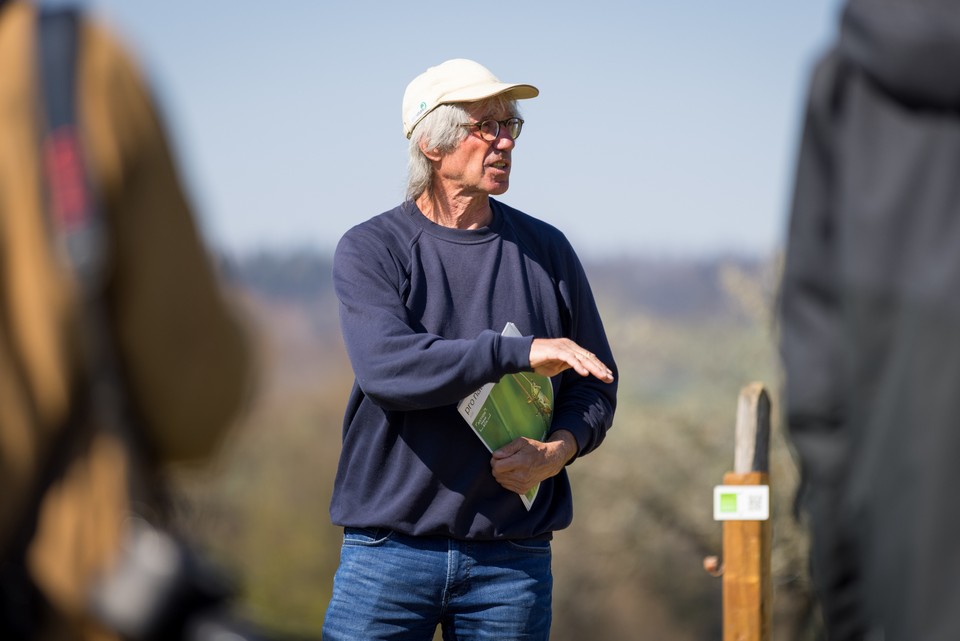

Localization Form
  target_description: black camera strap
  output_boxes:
[39,7,108,285]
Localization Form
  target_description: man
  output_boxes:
[324,58,618,640]
[0,2,252,639]
[780,1,960,639]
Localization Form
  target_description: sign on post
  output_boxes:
[716,382,772,641]
[713,484,769,521]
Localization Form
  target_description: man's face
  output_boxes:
[436,102,518,198]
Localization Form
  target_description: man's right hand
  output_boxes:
[528,338,614,382]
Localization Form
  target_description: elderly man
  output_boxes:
[323,58,617,641]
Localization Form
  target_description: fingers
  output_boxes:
[491,457,533,494]
[530,338,614,382]
[570,348,614,382]
[492,438,525,459]
[491,438,539,493]
[490,434,575,495]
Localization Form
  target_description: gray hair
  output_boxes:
[405,96,519,201]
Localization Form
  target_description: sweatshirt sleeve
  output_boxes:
[333,225,530,411]
[549,237,618,459]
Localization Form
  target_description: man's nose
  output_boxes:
[493,129,516,150]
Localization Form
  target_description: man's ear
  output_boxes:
[420,140,442,162]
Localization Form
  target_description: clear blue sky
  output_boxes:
[79,0,844,260]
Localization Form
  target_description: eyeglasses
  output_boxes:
[459,117,524,142]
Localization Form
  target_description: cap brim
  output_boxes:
[404,82,539,138]
[441,82,540,105]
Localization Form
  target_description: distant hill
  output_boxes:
[222,248,780,325]
[223,249,334,303]
[583,254,778,323]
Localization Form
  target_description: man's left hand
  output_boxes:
[490,430,578,495]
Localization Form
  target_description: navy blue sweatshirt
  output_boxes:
[330,198,617,540]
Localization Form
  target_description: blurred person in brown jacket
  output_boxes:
[0,1,252,639]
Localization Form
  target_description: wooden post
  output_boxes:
[722,382,772,641]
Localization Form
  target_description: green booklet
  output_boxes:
[457,322,554,510]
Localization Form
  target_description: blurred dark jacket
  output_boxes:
[781,0,960,639]
[0,1,252,639]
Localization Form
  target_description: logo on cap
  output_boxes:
[408,100,428,126]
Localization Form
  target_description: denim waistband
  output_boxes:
[343,526,553,544]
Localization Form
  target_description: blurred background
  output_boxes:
[69,0,845,638]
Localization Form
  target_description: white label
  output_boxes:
[713,485,769,521]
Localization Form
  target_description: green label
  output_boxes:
[719,493,738,513]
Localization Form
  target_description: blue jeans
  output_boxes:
[322,528,553,641]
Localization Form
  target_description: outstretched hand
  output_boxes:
[528,338,614,382]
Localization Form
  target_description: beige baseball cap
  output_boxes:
[402,59,539,139]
